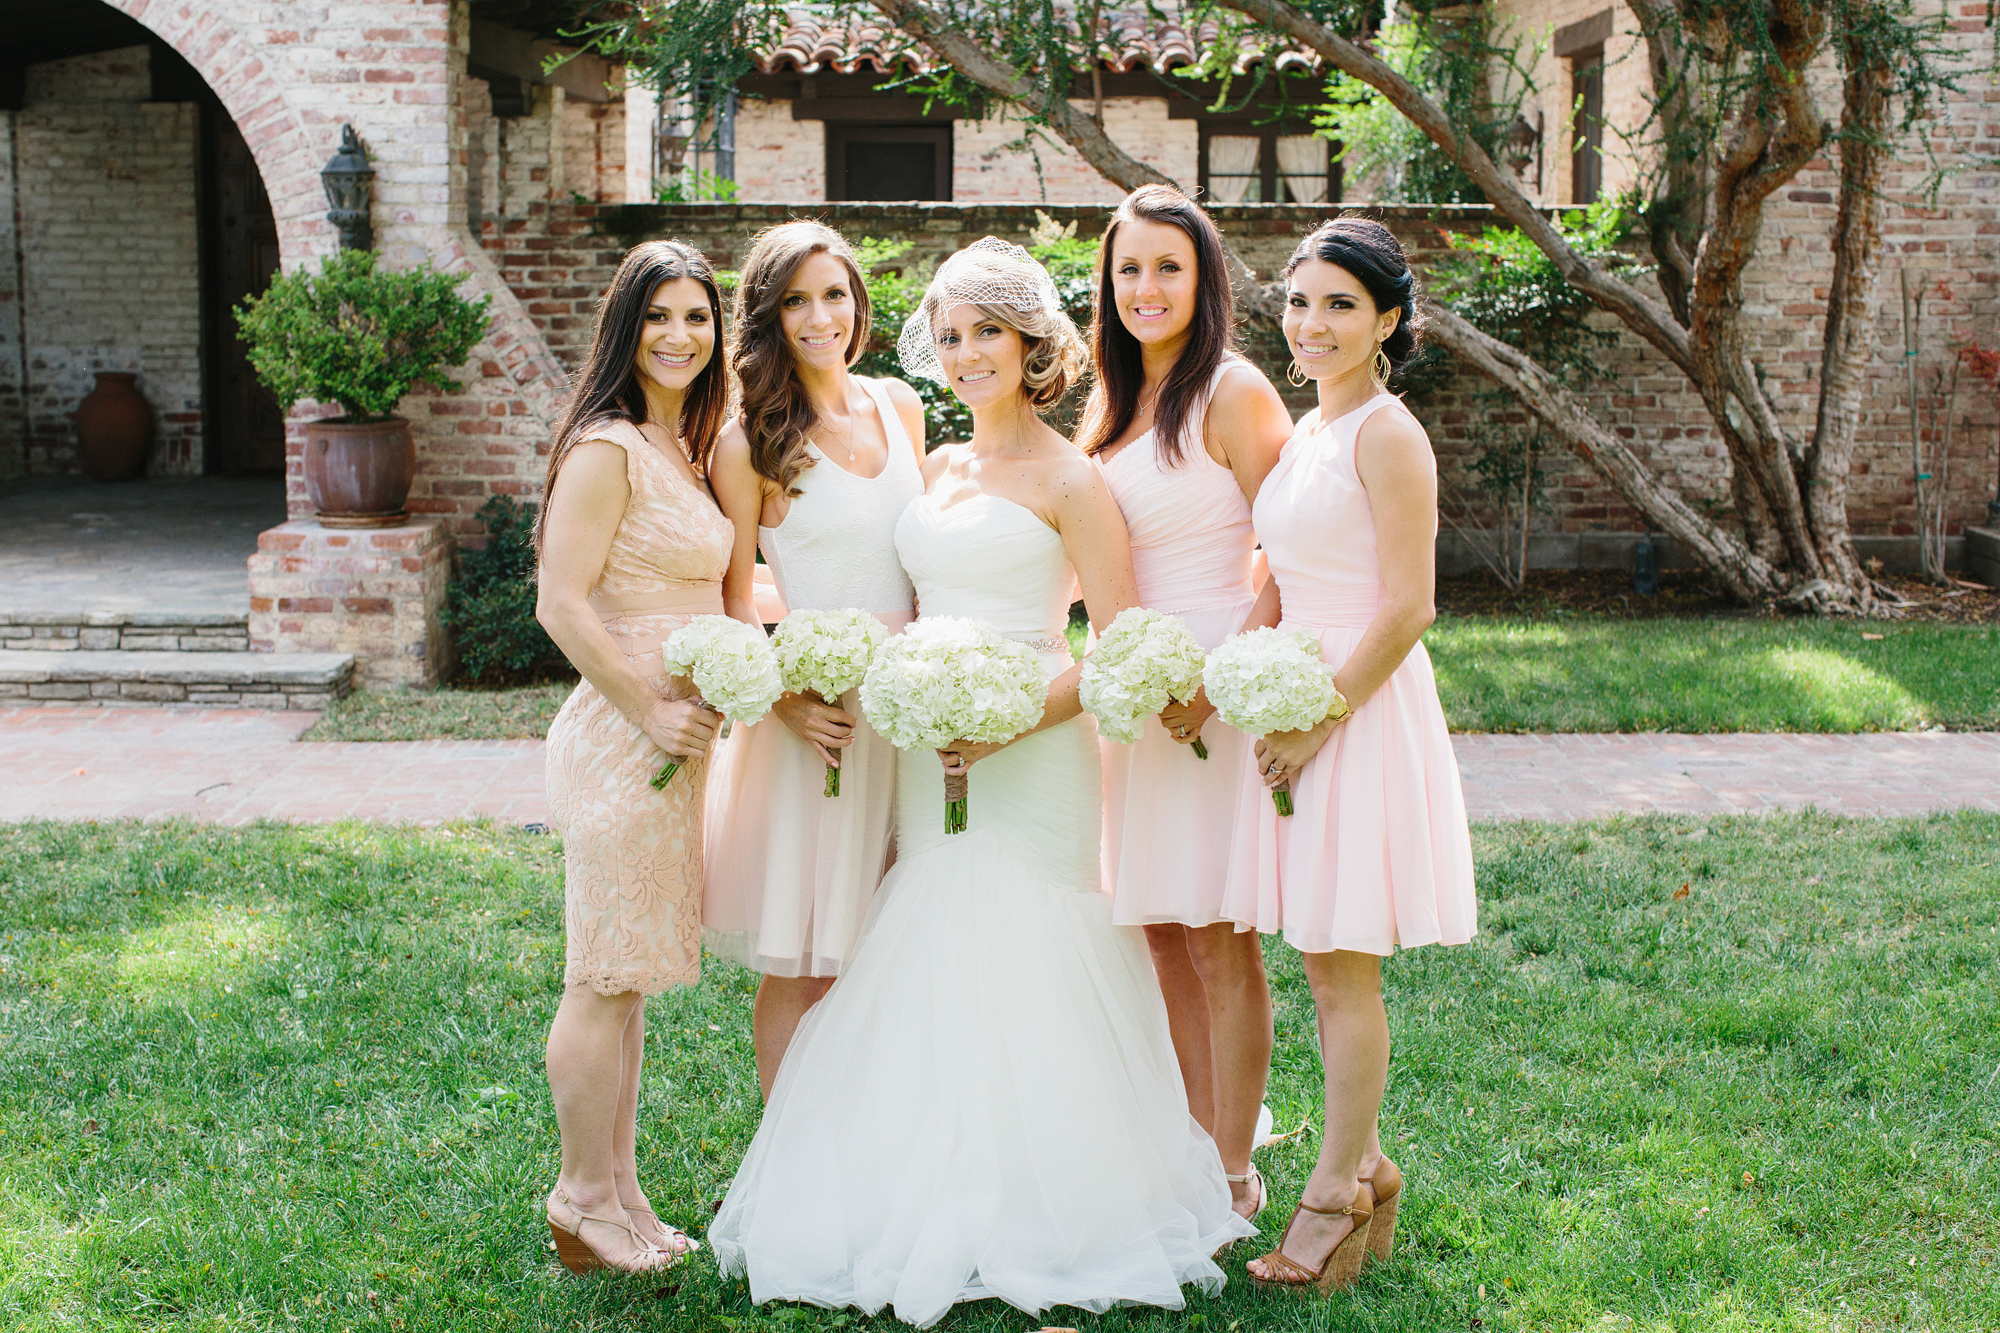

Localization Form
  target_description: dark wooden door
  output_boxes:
[205,109,286,474]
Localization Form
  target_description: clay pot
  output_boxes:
[304,416,416,528]
[74,372,155,482]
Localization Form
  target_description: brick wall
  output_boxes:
[6,47,204,476]
[951,100,1198,203]
[734,96,824,201]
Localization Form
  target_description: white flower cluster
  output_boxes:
[1202,627,1338,737]
[1080,608,1208,745]
[772,609,890,704]
[659,615,784,725]
[860,616,1046,751]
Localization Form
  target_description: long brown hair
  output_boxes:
[732,221,873,496]
[1076,185,1237,466]
[536,240,728,548]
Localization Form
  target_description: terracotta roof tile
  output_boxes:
[751,7,1319,77]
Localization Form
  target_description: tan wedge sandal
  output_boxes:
[1365,1156,1403,1263]
[1248,1181,1375,1294]
[624,1204,703,1262]
[547,1190,675,1276]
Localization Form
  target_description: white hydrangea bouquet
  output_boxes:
[860,616,1046,834]
[1202,627,1339,816]
[651,615,784,790]
[772,608,891,797]
[1080,607,1212,758]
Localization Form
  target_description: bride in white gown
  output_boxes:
[709,238,1253,1327]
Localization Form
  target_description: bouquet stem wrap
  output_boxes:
[943,771,968,834]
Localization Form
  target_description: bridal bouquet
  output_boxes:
[1202,627,1338,816]
[1079,608,1212,758]
[651,615,784,790]
[860,616,1046,834]
[772,608,891,796]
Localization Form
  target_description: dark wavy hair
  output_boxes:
[1077,185,1237,465]
[732,221,872,496]
[1284,217,1423,373]
[536,240,727,549]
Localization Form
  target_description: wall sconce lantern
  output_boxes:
[1502,112,1543,191]
[322,124,376,251]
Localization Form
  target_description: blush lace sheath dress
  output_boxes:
[544,418,735,995]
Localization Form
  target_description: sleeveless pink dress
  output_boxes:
[703,378,923,977]
[544,419,734,995]
[1097,360,1259,927]
[1221,395,1476,955]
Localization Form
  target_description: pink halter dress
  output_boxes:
[1096,359,1259,927]
[1220,394,1477,955]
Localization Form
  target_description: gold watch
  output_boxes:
[1325,686,1352,725]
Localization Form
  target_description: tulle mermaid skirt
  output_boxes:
[702,686,897,977]
[1220,627,1477,955]
[1100,599,1257,928]
[710,708,1253,1327]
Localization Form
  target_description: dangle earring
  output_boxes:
[1287,359,1308,387]
[1371,344,1393,389]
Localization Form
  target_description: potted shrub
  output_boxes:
[235,249,491,527]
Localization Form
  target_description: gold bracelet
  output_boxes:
[1325,685,1352,724]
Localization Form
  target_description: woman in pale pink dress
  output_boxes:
[1226,219,1476,1292]
[1078,185,1293,1223]
[536,241,734,1274]
[704,221,927,1098]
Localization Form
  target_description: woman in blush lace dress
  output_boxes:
[710,238,1251,1329]
[704,221,927,1098]
[535,241,734,1275]
[1226,219,1476,1294]
[1079,185,1294,1225]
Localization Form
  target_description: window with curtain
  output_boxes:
[1199,129,1337,204]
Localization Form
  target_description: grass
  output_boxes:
[299,620,1997,743]
[1429,617,1999,733]
[300,683,573,742]
[1,814,1996,1331]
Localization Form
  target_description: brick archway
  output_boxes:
[100,0,334,268]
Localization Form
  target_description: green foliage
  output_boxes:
[653,168,740,203]
[438,496,567,687]
[233,249,491,421]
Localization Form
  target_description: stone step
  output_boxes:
[1968,527,1999,588]
[0,609,250,653]
[0,650,353,709]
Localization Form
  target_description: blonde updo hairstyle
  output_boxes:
[902,237,1086,413]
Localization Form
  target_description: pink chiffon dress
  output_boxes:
[702,377,923,977]
[1221,394,1476,955]
[544,418,735,994]
[1097,359,1259,927]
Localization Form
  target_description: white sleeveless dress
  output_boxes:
[1097,359,1260,926]
[702,377,923,977]
[709,491,1253,1328]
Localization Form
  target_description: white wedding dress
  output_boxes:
[710,491,1254,1328]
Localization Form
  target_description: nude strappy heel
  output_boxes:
[1223,1165,1267,1221]
[1249,1181,1374,1294]
[1365,1156,1403,1263]
[546,1189,674,1276]
[624,1204,703,1261]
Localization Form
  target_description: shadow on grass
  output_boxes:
[1,815,1996,1330]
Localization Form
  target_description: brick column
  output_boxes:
[248,519,456,689]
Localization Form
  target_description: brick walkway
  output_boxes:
[0,706,1992,826]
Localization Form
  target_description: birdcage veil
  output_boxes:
[897,237,1082,398]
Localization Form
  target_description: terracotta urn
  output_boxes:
[74,372,155,482]
[304,416,416,528]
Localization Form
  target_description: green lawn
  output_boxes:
[301,620,1997,743]
[2,815,1995,1330]
[1429,617,1998,733]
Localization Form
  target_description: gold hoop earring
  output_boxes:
[1372,346,1393,389]
[1286,360,1308,387]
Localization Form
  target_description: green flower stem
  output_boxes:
[1191,736,1209,760]
[824,762,841,798]
[1273,784,1293,817]
[946,798,967,834]
[649,760,681,791]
